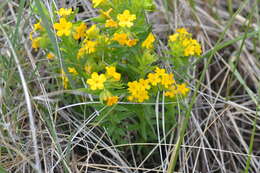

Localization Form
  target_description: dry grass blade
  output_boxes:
[0,25,42,172]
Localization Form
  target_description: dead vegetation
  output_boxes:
[0,0,259,172]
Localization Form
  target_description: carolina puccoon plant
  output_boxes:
[30,0,202,144]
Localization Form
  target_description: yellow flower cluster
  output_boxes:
[86,66,121,106]
[31,6,198,107]
[165,83,190,98]
[127,67,190,102]
[103,9,136,30]
[147,67,175,88]
[112,33,138,47]
[105,19,118,28]
[73,23,87,40]
[127,79,150,103]
[53,18,72,37]
[105,66,121,81]
[77,25,101,58]
[87,72,107,90]
[104,96,119,106]
[86,66,121,91]
[68,67,78,75]
[168,28,202,57]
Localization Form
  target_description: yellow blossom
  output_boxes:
[147,73,161,86]
[142,33,155,49]
[127,80,150,103]
[165,86,178,98]
[87,72,106,90]
[105,19,118,28]
[84,40,98,54]
[126,39,138,47]
[160,73,175,89]
[139,79,151,90]
[155,67,166,76]
[31,37,41,50]
[68,67,78,75]
[104,96,119,106]
[73,23,87,40]
[169,33,179,42]
[105,66,121,81]
[34,21,43,31]
[47,53,55,60]
[117,10,136,28]
[56,8,73,17]
[168,28,202,57]
[112,33,128,45]
[176,28,189,35]
[177,83,190,95]
[183,39,202,56]
[91,0,107,8]
[53,18,72,37]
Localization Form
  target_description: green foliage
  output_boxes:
[30,0,201,146]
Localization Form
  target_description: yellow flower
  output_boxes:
[61,70,69,89]
[160,73,175,89]
[147,73,161,86]
[168,28,202,57]
[73,23,87,40]
[31,37,41,50]
[91,0,107,8]
[105,19,118,28]
[85,40,98,54]
[104,96,119,106]
[183,39,202,56]
[142,33,155,49]
[176,28,189,35]
[53,18,72,37]
[56,8,72,17]
[126,39,138,47]
[68,67,78,75]
[47,53,55,60]
[112,33,128,45]
[127,80,150,103]
[168,33,179,42]
[87,72,106,90]
[34,21,43,31]
[100,8,113,18]
[105,66,121,81]
[165,86,178,98]
[155,67,166,76]
[117,10,136,28]
[139,79,151,90]
[177,83,190,95]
